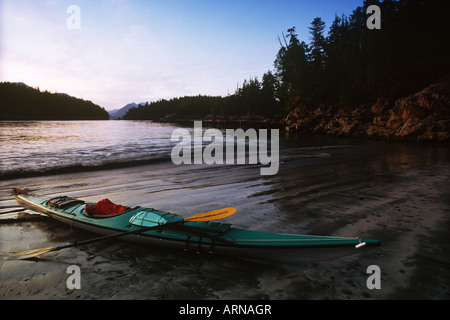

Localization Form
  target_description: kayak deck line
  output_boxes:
[11,188,381,262]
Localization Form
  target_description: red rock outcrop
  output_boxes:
[284,83,450,142]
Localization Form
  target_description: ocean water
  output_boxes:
[0,121,181,178]
[0,120,330,179]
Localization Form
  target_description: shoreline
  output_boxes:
[138,83,450,144]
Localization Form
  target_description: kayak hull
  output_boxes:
[14,190,380,263]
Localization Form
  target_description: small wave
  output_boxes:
[298,153,331,158]
[295,145,352,152]
[0,156,174,181]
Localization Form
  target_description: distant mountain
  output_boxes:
[108,102,141,119]
[0,81,109,120]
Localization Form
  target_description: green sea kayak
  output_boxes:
[13,188,380,263]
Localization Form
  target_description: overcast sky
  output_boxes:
[1,0,363,110]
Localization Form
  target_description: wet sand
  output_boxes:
[1,138,449,299]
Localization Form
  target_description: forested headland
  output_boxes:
[124,0,449,141]
[0,82,109,120]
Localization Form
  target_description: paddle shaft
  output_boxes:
[54,220,187,251]
[0,208,27,215]
[61,207,236,249]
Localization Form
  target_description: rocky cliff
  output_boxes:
[283,83,450,142]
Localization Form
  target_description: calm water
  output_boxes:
[0,121,182,178]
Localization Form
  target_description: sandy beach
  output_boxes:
[1,136,449,300]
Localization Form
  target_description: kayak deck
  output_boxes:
[13,189,381,262]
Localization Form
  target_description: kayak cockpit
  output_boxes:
[43,196,130,219]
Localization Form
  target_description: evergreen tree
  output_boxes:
[308,17,326,69]
[274,27,310,111]
[308,17,326,106]
[261,70,280,115]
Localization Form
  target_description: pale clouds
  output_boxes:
[0,1,239,109]
[1,0,362,110]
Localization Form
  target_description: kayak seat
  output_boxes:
[47,196,85,209]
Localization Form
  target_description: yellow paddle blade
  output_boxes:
[184,207,236,222]
[8,246,58,260]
